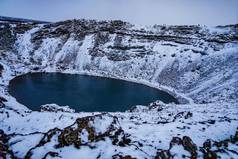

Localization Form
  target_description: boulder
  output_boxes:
[40,104,75,113]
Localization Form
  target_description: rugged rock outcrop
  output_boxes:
[0,129,14,159]
[40,104,75,113]
[22,114,138,158]
[0,96,7,108]
[0,64,3,77]
[155,130,238,159]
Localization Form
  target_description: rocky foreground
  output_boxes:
[0,17,238,158]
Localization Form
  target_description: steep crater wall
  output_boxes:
[1,19,238,104]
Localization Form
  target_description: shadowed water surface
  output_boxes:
[9,73,178,112]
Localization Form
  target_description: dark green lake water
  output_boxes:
[9,73,178,112]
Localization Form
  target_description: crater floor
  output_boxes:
[8,72,178,112]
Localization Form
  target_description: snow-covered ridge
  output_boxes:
[0,15,49,24]
[0,19,237,158]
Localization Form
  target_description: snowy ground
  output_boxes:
[0,19,237,158]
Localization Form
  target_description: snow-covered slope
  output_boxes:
[0,19,237,158]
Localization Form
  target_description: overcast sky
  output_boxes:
[0,0,237,26]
